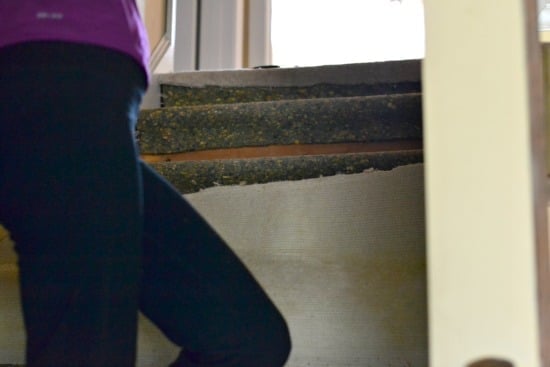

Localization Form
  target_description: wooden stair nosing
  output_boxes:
[141,141,423,163]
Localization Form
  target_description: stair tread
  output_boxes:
[161,81,421,107]
[158,60,421,88]
[142,60,424,193]
[158,60,421,106]
[137,94,422,155]
[148,150,423,194]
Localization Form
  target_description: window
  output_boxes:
[270,0,425,67]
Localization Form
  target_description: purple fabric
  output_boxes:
[0,0,150,80]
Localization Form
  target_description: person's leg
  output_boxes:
[139,163,291,367]
[0,43,145,366]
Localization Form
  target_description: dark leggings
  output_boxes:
[0,42,290,367]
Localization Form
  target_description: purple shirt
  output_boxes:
[0,0,150,80]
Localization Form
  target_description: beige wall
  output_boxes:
[144,0,167,52]
[543,45,550,174]
[424,0,545,366]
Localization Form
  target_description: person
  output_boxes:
[0,1,291,366]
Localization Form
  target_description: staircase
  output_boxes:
[0,59,427,367]
[137,59,428,367]
[138,59,423,193]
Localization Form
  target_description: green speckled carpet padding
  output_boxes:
[138,60,423,193]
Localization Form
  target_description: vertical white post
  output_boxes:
[199,0,245,70]
[423,0,547,366]
[174,0,199,71]
[247,0,272,68]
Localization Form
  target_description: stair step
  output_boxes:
[158,60,421,106]
[161,80,421,107]
[137,94,422,155]
[148,150,423,194]
[141,60,424,192]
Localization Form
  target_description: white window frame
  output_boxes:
[149,0,175,71]
[173,0,272,71]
